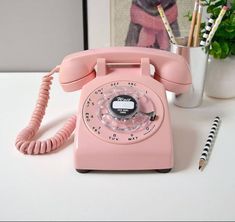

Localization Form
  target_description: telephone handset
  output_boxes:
[16,47,191,173]
[59,47,191,93]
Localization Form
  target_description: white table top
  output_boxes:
[1,73,235,221]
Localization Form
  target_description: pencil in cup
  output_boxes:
[157,4,177,44]
[199,116,221,171]
[205,6,228,47]
[193,4,203,47]
[200,17,215,46]
[187,0,199,47]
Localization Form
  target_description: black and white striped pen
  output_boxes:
[199,116,221,171]
[200,17,215,47]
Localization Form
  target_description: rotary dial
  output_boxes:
[83,81,164,144]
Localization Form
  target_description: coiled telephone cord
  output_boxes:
[15,67,77,155]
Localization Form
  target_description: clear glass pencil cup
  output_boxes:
[170,37,209,108]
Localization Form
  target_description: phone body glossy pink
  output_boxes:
[58,47,191,172]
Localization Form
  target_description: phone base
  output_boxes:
[76,169,90,174]
[155,168,172,173]
[74,67,174,173]
[75,169,172,174]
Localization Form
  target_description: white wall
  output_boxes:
[0,0,85,71]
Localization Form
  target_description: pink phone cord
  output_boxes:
[15,67,77,155]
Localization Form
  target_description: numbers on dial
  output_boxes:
[109,133,119,141]
[92,126,101,135]
[83,81,164,144]
[86,98,95,107]
[128,82,136,87]
[95,88,103,95]
[85,112,94,122]
[128,134,138,141]
[144,125,156,135]
[110,82,119,87]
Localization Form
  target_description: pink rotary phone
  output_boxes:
[16,47,191,173]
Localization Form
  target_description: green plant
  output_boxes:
[200,0,235,59]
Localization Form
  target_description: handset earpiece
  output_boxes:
[60,69,96,92]
[59,58,96,92]
[154,60,191,94]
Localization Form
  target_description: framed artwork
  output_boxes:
[110,0,195,49]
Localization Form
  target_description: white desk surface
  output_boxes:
[0,73,235,221]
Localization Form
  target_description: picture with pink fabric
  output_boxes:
[125,0,180,50]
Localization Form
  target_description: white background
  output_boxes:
[0,73,235,221]
[0,1,234,220]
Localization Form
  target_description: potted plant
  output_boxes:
[201,0,235,98]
